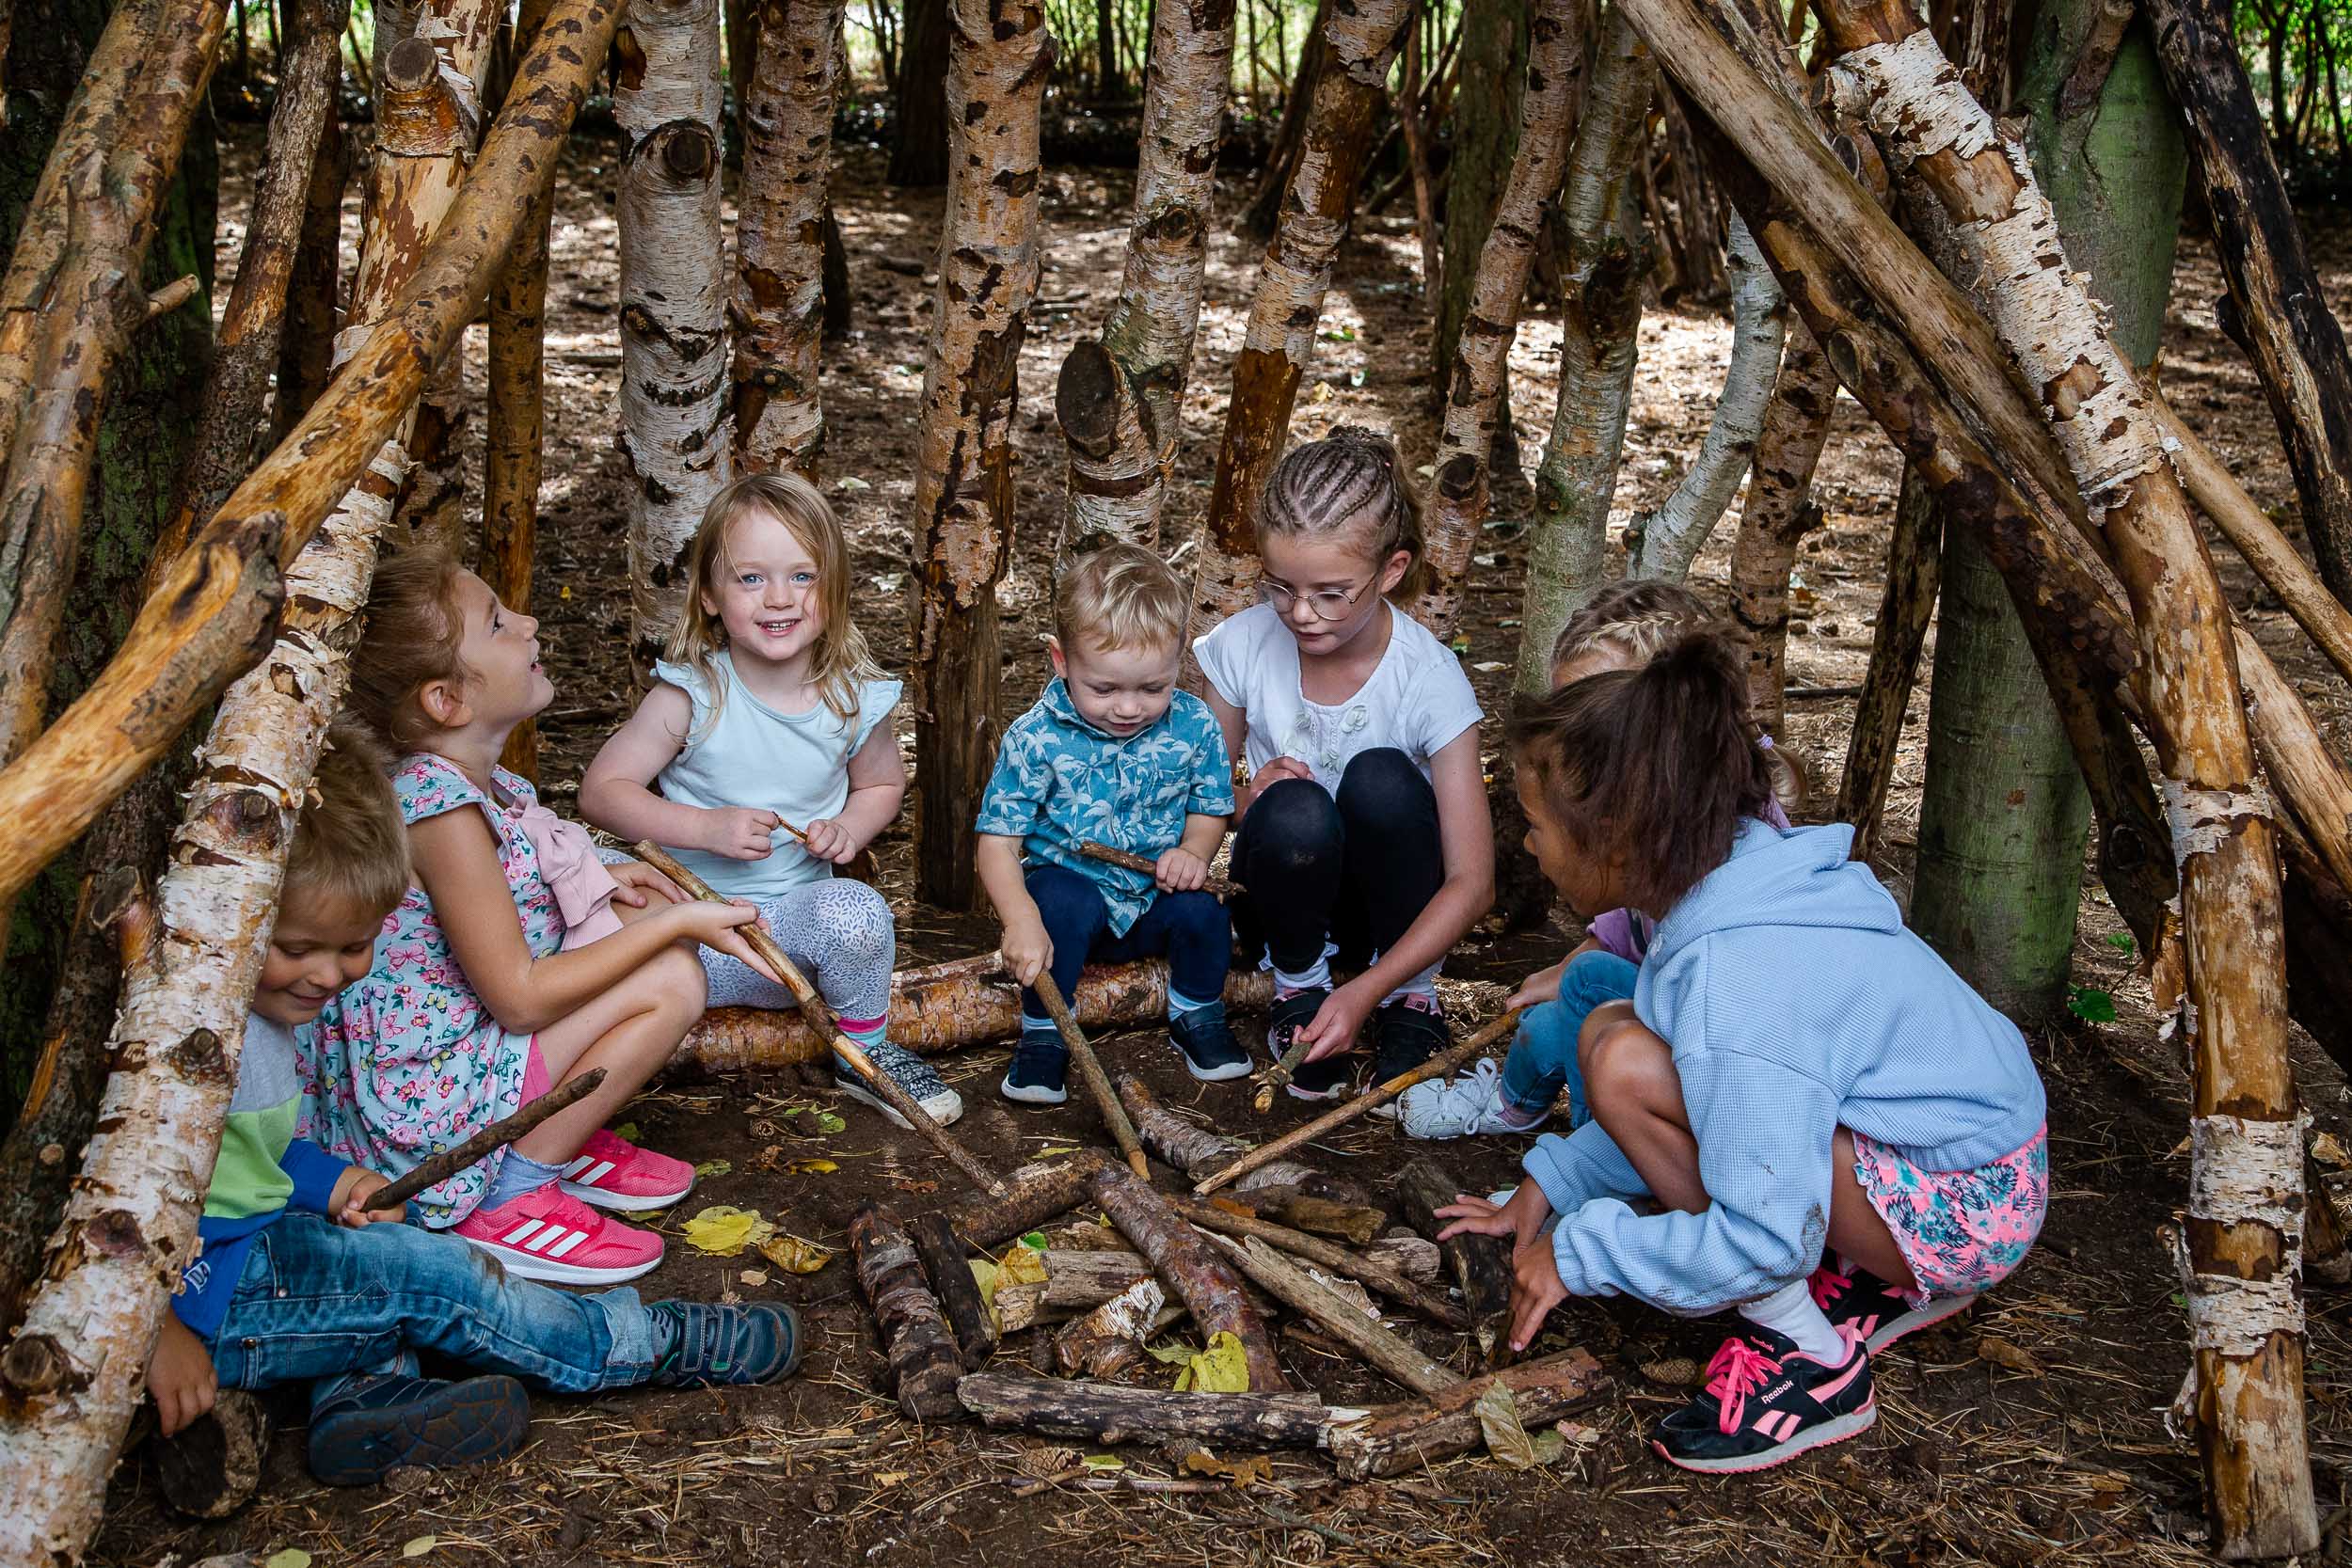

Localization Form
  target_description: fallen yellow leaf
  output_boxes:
[680,1205,776,1257]
[1180,1449,1272,1486]
[1977,1335,2045,1377]
[784,1157,840,1176]
[997,1244,1048,1289]
[757,1233,834,1275]
[1173,1331,1250,1393]
[402,1536,438,1559]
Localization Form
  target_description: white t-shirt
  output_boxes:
[1193,602,1484,794]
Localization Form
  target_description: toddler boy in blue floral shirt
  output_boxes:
[976,543,1245,1102]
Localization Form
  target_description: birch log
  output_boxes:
[941,1150,1112,1249]
[733,0,845,476]
[1824,9,2311,1553]
[1110,1070,1367,1202]
[1406,0,1579,641]
[1726,324,1838,736]
[1627,213,1788,581]
[1512,8,1654,692]
[849,1204,967,1420]
[1185,0,1411,638]
[618,0,734,680]
[1051,0,1233,565]
[1091,1164,1288,1392]
[907,0,1051,910]
[0,0,623,911]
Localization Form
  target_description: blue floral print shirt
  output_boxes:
[975,679,1234,935]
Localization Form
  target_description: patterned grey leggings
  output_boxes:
[700,877,897,1019]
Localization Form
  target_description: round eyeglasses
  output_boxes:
[1260,575,1376,622]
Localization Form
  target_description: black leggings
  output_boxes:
[1231,748,1445,975]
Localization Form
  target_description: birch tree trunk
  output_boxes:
[907,0,1051,910]
[1511,6,1653,693]
[276,118,349,440]
[1431,0,1527,390]
[617,0,733,681]
[1406,0,1580,640]
[733,0,845,477]
[1726,324,1837,736]
[1185,0,1412,638]
[1627,212,1786,580]
[1051,0,1233,567]
[1826,9,2312,1553]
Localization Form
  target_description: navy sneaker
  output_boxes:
[1808,1260,1975,1353]
[648,1300,803,1386]
[1000,1028,1069,1105]
[307,1372,531,1487]
[1266,989,1348,1101]
[1168,1001,1251,1082]
[1650,1326,1875,1474]
[1372,994,1450,1084]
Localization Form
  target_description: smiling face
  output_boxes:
[1256,522,1411,660]
[703,508,825,672]
[1517,763,1628,925]
[1051,631,1182,737]
[445,570,553,731]
[254,887,384,1025]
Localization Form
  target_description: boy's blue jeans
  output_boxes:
[1022,863,1230,1024]
[1502,949,1640,1127]
[204,1212,663,1416]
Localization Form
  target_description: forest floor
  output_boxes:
[90,118,2352,1567]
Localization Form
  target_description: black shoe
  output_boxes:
[1267,989,1345,1101]
[307,1372,530,1487]
[157,1388,271,1518]
[1000,1028,1068,1105]
[1168,1002,1251,1082]
[1372,996,1450,1084]
[1807,1260,1976,1354]
[649,1300,804,1386]
[1650,1327,1875,1474]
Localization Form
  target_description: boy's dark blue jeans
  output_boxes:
[1502,948,1640,1126]
[1022,863,1230,1024]
[202,1212,663,1417]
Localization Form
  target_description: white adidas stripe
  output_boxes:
[561,1155,595,1178]
[501,1219,546,1246]
[545,1229,589,1259]
[573,1160,616,1187]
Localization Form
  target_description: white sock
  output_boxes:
[1272,955,1329,994]
[1020,1012,1054,1037]
[1739,1278,1849,1363]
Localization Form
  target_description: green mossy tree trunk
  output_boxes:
[1908,0,2184,1019]
[0,0,216,1122]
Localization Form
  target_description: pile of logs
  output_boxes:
[844,1094,1612,1480]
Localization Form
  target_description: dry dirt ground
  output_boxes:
[89,116,2352,1567]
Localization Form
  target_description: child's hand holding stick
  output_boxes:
[1193,1008,1524,1196]
[1252,1034,1315,1114]
[631,841,1009,1198]
[1030,972,1151,1178]
[1079,840,1239,899]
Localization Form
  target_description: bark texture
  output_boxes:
[1091,1164,1288,1392]
[1213,1233,1458,1396]
[733,0,844,476]
[1726,324,1837,736]
[1326,1348,1611,1479]
[1112,1070,1365,1201]
[1167,1196,1471,1328]
[1834,468,1941,862]
[957,1374,1344,1448]
[906,0,1051,909]
[1185,0,1412,638]
[1051,0,1232,565]
[941,1150,1112,1249]
[618,0,734,679]
[1407,0,1579,639]
[849,1203,967,1420]
[1397,1157,1512,1352]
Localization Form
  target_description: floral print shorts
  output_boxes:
[1851,1123,2048,1302]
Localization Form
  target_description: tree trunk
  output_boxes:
[275,115,348,441]
[1050,0,1232,566]
[848,1204,967,1420]
[733,0,844,477]
[1111,1070,1366,1201]
[1726,323,1836,737]
[1240,0,1328,238]
[1185,0,1411,639]
[1627,211,1786,580]
[1406,0,1578,641]
[1091,1164,1288,1391]
[2145,0,2352,607]
[1327,1347,1611,1479]
[957,1372,1343,1447]
[887,0,950,186]
[1395,15,1441,304]
[1510,7,1652,694]
[1825,8,2311,1553]
[940,1150,1111,1248]
[617,0,733,683]
[0,0,623,915]
[906,0,1050,911]
[486,0,555,782]
[1834,469,1940,863]
[1431,0,1529,388]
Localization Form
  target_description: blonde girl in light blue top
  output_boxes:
[580,472,961,1126]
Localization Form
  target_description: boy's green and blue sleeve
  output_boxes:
[975,710,1050,838]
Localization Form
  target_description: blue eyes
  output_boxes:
[739,573,817,587]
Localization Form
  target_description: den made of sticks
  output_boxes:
[3,0,2352,1558]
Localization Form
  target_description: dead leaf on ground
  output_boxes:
[1475,1382,1565,1469]
[680,1206,776,1257]
[1977,1335,2044,1377]
[758,1233,835,1274]
[1180,1449,1272,1487]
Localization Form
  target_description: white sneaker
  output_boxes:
[1397,1058,1543,1140]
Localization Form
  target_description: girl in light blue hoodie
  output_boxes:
[1439,633,2048,1476]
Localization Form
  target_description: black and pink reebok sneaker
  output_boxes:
[1650,1326,1877,1474]
[1808,1260,1978,1354]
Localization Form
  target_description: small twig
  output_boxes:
[1253,1034,1314,1114]
[1078,840,1239,898]
[143,274,201,321]
[1033,972,1151,1178]
[366,1069,607,1210]
[1783,683,1864,700]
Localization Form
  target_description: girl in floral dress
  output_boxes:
[303,551,771,1285]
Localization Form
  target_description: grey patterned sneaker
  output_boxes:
[836,1042,964,1127]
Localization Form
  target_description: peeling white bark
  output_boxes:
[618,0,733,678]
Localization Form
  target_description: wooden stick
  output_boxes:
[1253,1034,1313,1113]
[942,1150,1111,1250]
[1030,972,1149,1178]
[957,1372,1348,1449]
[364,1069,606,1212]
[1213,1233,1459,1396]
[849,1203,966,1422]
[909,1212,998,1370]
[1193,1008,1523,1196]
[1327,1347,1612,1480]
[632,841,1008,1198]
[1398,1156,1513,1357]
[1091,1164,1289,1392]
[1078,839,1238,897]
[1168,1196,1470,1330]
[1115,1071,1368,1203]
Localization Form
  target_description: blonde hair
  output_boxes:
[670,471,879,727]
[286,719,411,920]
[1549,578,1808,818]
[347,548,471,754]
[1257,426,1429,600]
[1056,542,1189,655]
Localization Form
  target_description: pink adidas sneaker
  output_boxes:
[452,1185,664,1285]
[558,1128,695,1212]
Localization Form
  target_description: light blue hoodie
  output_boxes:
[1521,819,2046,1318]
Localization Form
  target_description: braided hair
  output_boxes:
[1257,426,1428,600]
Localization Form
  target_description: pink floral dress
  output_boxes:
[299,754,567,1227]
